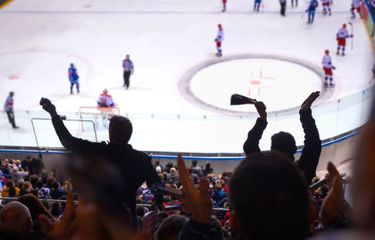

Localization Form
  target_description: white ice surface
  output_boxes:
[0,0,373,153]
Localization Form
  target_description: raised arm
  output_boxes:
[40,98,100,152]
[296,91,322,184]
[243,101,268,156]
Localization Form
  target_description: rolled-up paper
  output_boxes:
[230,94,256,105]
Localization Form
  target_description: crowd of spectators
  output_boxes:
[0,89,374,240]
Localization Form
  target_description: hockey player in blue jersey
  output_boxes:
[306,0,319,24]
[254,0,262,12]
[68,63,80,94]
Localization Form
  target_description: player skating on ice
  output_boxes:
[322,50,336,87]
[351,0,362,18]
[254,0,262,12]
[215,24,224,57]
[321,0,332,16]
[222,0,227,12]
[306,0,319,24]
[291,0,298,7]
[68,63,80,94]
[336,24,353,56]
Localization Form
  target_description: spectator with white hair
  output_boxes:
[0,201,33,239]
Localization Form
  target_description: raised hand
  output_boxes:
[40,97,57,117]
[38,193,76,240]
[300,91,320,111]
[320,162,344,226]
[255,101,267,120]
[177,154,213,224]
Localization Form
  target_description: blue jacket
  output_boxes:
[68,66,79,82]
[307,0,318,12]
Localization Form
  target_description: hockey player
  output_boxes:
[254,0,262,12]
[351,0,362,18]
[321,0,332,16]
[322,50,336,87]
[122,55,134,89]
[291,0,298,7]
[306,0,319,24]
[222,0,227,12]
[3,91,18,129]
[279,0,287,16]
[97,89,115,108]
[68,63,80,94]
[336,24,353,56]
[215,24,224,57]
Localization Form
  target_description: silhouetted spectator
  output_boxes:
[243,92,321,184]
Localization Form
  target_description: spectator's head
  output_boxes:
[229,151,309,240]
[170,167,177,174]
[0,201,32,236]
[192,160,198,167]
[18,193,54,222]
[154,214,189,240]
[271,131,297,159]
[109,116,133,144]
[7,180,15,189]
[9,91,14,97]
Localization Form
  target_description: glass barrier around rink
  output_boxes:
[0,88,373,149]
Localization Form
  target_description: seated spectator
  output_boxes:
[189,160,203,177]
[11,166,27,184]
[50,180,66,199]
[1,180,20,198]
[154,214,189,240]
[167,167,179,185]
[17,194,54,223]
[243,91,322,184]
[0,201,33,239]
[203,162,214,176]
[20,181,34,196]
[97,89,115,108]
[0,159,10,176]
[36,180,50,199]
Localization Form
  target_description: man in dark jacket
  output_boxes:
[243,91,321,185]
[40,98,160,224]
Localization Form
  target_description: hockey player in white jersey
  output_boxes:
[215,24,224,57]
[322,50,336,86]
[321,0,332,16]
[336,24,353,56]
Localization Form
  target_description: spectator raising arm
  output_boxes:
[243,101,268,155]
[177,155,223,240]
[296,91,322,184]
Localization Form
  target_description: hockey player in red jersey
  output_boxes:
[222,0,227,12]
[336,24,353,56]
[321,0,332,16]
[215,24,224,57]
[322,50,336,87]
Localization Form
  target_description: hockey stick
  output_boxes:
[261,2,265,13]
[301,11,306,18]
[348,21,353,50]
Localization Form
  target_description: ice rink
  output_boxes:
[0,0,373,153]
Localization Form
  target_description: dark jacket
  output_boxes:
[50,115,161,220]
[243,108,321,184]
